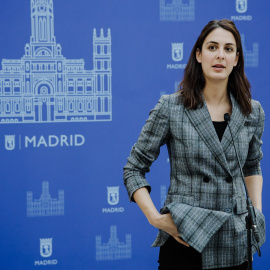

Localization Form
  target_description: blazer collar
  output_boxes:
[185,93,245,176]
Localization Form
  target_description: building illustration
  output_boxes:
[241,34,258,67]
[174,81,180,92]
[27,181,64,217]
[0,0,111,124]
[161,185,167,208]
[96,226,132,261]
[160,0,195,21]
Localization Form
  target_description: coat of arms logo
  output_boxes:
[172,43,183,62]
[236,0,247,13]
[40,238,53,258]
[107,186,119,205]
[5,135,15,150]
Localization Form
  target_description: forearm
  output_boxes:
[245,175,263,211]
[133,187,160,225]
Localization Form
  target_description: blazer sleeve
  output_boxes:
[243,101,265,177]
[123,95,170,202]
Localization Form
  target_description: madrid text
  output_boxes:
[25,134,85,148]
[34,259,58,266]
[167,64,187,69]
[231,15,252,21]
[102,207,124,213]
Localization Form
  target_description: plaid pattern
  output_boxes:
[123,93,265,269]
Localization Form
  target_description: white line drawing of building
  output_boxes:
[161,185,167,208]
[0,0,111,124]
[241,34,258,67]
[27,181,64,217]
[174,81,180,92]
[160,0,195,21]
[96,226,132,261]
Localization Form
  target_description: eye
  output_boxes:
[208,45,217,50]
[226,47,234,52]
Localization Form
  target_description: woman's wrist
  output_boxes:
[148,211,162,227]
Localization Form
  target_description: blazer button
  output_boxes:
[225,208,232,213]
[203,176,210,183]
[225,176,233,183]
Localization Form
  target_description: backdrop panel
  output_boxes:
[0,0,269,269]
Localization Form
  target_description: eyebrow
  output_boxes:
[206,41,236,47]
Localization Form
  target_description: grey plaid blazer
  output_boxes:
[123,93,265,269]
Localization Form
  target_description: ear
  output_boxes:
[234,52,239,67]
[196,48,202,63]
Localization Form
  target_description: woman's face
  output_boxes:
[196,28,239,84]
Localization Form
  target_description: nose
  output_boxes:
[217,48,225,59]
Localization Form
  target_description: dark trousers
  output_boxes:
[158,236,248,270]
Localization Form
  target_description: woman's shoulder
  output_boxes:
[251,99,262,108]
[247,99,265,122]
[159,92,184,106]
[251,99,264,117]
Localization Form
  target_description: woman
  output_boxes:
[123,19,265,270]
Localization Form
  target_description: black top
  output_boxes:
[212,121,227,141]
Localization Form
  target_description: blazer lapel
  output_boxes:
[185,97,231,175]
[220,94,246,154]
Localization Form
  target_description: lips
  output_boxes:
[212,64,225,68]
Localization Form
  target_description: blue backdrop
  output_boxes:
[0,0,269,269]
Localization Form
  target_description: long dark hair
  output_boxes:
[178,19,252,115]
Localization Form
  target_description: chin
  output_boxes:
[205,76,229,84]
[209,73,229,80]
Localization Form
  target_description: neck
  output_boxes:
[202,80,229,105]
[202,80,232,121]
